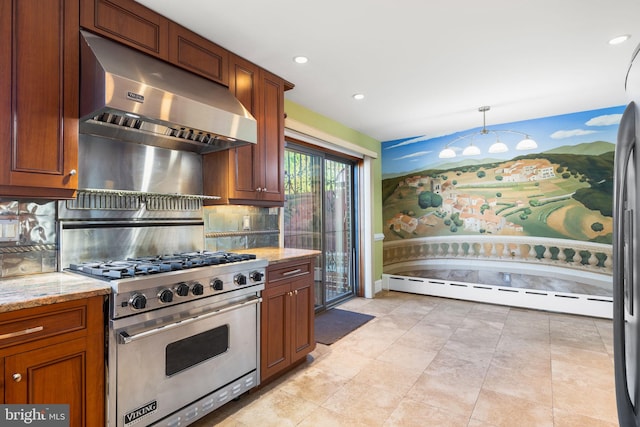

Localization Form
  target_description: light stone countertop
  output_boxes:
[0,248,319,313]
[236,247,321,264]
[0,272,111,313]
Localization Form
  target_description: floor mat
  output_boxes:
[314,308,374,345]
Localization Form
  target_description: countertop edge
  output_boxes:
[236,247,321,264]
[0,272,111,314]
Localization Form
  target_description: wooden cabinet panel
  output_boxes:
[260,282,291,380]
[169,23,228,85]
[0,0,78,198]
[5,338,86,427]
[0,305,86,350]
[291,279,314,360]
[80,0,169,59]
[261,258,315,383]
[0,1,10,193]
[0,357,4,404]
[258,69,286,204]
[204,55,260,203]
[203,56,289,206]
[267,260,312,283]
[229,55,260,198]
[0,297,105,426]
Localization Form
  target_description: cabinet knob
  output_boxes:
[69,169,77,176]
[256,187,262,192]
[12,373,22,382]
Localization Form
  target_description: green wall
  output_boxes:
[284,100,384,284]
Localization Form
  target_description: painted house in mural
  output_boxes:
[380,106,623,297]
[496,159,556,182]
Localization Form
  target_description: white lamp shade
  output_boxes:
[516,137,538,150]
[462,144,481,156]
[488,141,509,154]
[439,147,457,158]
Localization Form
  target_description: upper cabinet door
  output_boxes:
[169,23,229,86]
[202,55,290,207]
[258,69,286,204]
[0,0,79,198]
[228,54,261,199]
[80,0,169,59]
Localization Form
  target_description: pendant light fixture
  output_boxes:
[438,106,537,158]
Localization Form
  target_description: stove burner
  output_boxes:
[68,251,257,280]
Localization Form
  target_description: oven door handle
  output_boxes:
[118,296,262,344]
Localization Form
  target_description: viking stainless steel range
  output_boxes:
[68,249,266,427]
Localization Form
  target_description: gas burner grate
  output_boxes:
[68,252,258,280]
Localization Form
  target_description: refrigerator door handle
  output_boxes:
[613,101,639,426]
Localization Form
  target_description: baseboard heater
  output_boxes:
[383,274,612,319]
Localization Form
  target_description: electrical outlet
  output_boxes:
[0,219,19,242]
[242,215,251,230]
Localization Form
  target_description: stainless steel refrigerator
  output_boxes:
[614,41,640,427]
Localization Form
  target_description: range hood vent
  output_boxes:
[79,31,257,154]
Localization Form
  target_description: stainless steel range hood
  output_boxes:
[79,30,257,154]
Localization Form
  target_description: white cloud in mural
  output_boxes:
[550,129,598,139]
[585,114,623,126]
[385,135,430,149]
[393,151,432,161]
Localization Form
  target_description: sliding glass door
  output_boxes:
[323,158,354,303]
[284,144,356,310]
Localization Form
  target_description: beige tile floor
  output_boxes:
[190,291,617,427]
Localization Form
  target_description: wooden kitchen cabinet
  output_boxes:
[80,0,170,60]
[204,55,292,206]
[0,296,105,427]
[261,258,315,383]
[169,22,229,86]
[81,0,229,86]
[0,0,79,198]
[257,68,289,205]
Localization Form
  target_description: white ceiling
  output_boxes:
[136,0,640,143]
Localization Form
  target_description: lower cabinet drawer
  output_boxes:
[267,260,312,283]
[0,305,86,349]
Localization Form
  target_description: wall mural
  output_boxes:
[381,106,624,296]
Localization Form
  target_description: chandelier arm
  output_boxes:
[444,132,476,147]
[494,129,531,138]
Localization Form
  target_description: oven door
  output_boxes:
[109,294,260,427]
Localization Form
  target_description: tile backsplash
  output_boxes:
[0,199,57,278]
[204,205,281,251]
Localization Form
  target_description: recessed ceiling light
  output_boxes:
[609,34,631,45]
[352,93,365,100]
[293,56,308,64]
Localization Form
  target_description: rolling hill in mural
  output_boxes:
[381,107,623,245]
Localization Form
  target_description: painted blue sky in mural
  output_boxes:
[381,106,626,177]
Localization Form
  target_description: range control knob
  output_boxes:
[234,274,247,286]
[176,282,190,297]
[158,289,173,304]
[192,282,204,295]
[211,278,224,291]
[129,293,147,310]
[249,271,264,282]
